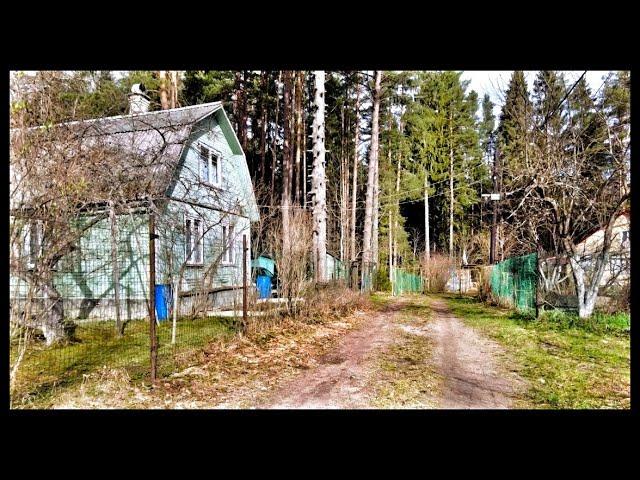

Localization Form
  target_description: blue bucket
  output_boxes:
[256,275,272,299]
[155,284,172,321]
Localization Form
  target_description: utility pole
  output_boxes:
[489,141,500,265]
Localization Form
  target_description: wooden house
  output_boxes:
[10,85,259,323]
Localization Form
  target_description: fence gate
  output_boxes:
[392,267,423,296]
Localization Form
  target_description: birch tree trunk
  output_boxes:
[350,74,360,263]
[282,71,294,253]
[311,71,327,282]
[303,110,307,208]
[362,70,381,273]
[294,71,304,205]
[271,72,282,206]
[259,71,268,184]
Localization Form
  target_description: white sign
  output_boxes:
[481,193,501,200]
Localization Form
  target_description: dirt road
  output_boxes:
[261,295,523,409]
[425,297,523,408]
[261,299,407,408]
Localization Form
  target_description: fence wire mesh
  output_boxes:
[9,214,250,407]
[392,267,423,295]
[490,253,537,312]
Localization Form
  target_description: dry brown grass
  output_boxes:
[421,253,455,293]
[48,286,373,409]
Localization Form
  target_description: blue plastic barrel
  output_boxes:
[155,284,172,321]
[256,275,272,299]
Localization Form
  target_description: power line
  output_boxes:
[538,71,586,131]
[255,170,487,209]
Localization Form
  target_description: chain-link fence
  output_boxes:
[489,253,537,313]
[9,214,252,407]
[391,267,423,295]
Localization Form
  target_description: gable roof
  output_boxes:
[11,102,257,220]
[574,210,630,246]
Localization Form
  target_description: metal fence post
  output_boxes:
[535,253,540,318]
[171,278,178,345]
[242,234,248,333]
[148,211,158,383]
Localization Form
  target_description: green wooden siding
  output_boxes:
[10,107,256,320]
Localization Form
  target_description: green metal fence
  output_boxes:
[392,267,424,296]
[490,253,537,312]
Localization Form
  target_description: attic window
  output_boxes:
[199,145,221,186]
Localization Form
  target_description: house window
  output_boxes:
[185,217,204,265]
[25,220,43,268]
[199,144,221,186]
[210,153,220,184]
[222,224,234,264]
[200,146,209,183]
[610,254,629,275]
[621,230,629,247]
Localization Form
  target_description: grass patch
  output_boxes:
[10,316,236,409]
[537,309,630,335]
[442,295,630,409]
[370,300,442,408]
[370,292,393,309]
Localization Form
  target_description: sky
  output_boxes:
[460,71,613,118]
[17,70,614,119]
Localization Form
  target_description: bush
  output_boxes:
[420,253,454,293]
[301,285,372,323]
[243,283,372,339]
[477,266,493,303]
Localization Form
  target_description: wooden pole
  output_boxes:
[149,212,158,383]
[242,234,248,332]
[490,147,501,265]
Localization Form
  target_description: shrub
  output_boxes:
[477,266,493,303]
[420,253,454,293]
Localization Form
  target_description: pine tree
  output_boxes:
[479,93,495,161]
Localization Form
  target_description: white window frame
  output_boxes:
[221,223,235,265]
[621,230,629,247]
[198,143,222,187]
[185,215,204,266]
